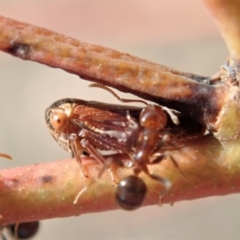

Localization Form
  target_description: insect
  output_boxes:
[0,221,39,240]
[45,85,205,206]
[0,153,12,160]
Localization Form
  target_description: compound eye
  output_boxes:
[49,110,68,132]
[140,105,167,130]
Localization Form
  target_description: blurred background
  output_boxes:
[1,0,239,239]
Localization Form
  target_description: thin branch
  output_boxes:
[1,134,240,226]
[0,15,224,125]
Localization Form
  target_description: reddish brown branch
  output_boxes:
[0,15,225,126]
[1,135,240,226]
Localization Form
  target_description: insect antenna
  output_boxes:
[89,83,180,125]
[89,83,149,105]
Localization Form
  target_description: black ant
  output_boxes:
[1,221,39,240]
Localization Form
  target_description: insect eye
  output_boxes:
[140,105,167,130]
[49,110,68,132]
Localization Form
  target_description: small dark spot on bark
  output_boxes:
[4,178,19,187]
[7,42,30,59]
[39,175,54,184]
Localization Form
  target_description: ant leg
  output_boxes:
[149,173,172,206]
[139,164,171,205]
[69,134,88,178]
[151,153,192,184]
[149,153,165,164]
[168,155,193,184]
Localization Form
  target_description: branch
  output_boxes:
[1,134,240,226]
[0,15,223,125]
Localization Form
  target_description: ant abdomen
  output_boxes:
[115,175,147,210]
[4,221,40,240]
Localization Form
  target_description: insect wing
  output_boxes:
[158,114,206,150]
[70,101,140,153]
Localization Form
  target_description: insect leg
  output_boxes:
[81,139,118,185]
[150,173,172,206]
[73,153,127,205]
[150,152,192,186]
[168,155,192,184]
[137,164,171,205]
[0,153,12,160]
[69,133,88,178]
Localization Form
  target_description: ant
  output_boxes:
[0,221,39,240]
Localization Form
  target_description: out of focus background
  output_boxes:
[1,0,239,239]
